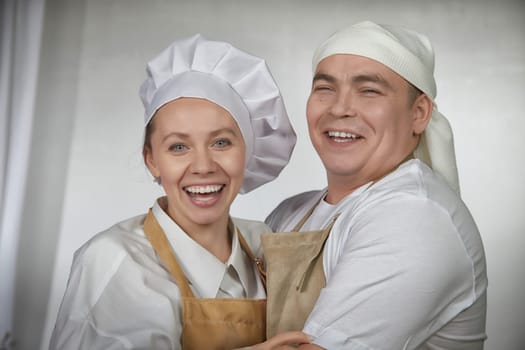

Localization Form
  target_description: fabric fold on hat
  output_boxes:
[312,21,460,194]
[140,34,296,193]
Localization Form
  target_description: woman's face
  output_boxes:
[145,97,246,232]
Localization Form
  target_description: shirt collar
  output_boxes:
[151,199,255,298]
[227,225,259,297]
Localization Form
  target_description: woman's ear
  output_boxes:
[412,94,433,135]
[143,146,160,179]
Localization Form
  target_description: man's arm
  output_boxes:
[297,344,324,350]
[303,196,474,349]
[236,331,311,349]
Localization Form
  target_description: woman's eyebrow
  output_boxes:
[162,131,188,143]
[161,128,238,143]
[209,128,238,138]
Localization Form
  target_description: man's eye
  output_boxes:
[214,139,231,148]
[313,85,333,92]
[169,144,187,152]
[361,87,380,95]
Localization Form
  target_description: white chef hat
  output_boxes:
[140,34,296,193]
[312,21,460,194]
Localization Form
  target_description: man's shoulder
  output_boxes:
[281,190,323,206]
[274,190,324,215]
[369,159,456,199]
[265,190,324,230]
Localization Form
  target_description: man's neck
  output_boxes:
[325,155,414,204]
[325,177,366,204]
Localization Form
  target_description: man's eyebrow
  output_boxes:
[352,73,393,90]
[312,73,337,84]
[313,72,393,90]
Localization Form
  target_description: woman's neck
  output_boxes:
[160,198,232,263]
[186,218,232,263]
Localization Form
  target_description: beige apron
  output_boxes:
[143,210,266,350]
[262,200,337,338]
[262,158,412,338]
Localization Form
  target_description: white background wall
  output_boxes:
[11,0,525,349]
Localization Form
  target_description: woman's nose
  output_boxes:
[190,149,217,174]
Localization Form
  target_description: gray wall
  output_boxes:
[12,0,525,349]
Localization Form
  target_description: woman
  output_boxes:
[49,34,308,350]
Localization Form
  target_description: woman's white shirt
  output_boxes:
[49,200,268,350]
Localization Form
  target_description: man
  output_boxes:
[264,21,487,349]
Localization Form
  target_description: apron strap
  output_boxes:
[295,214,339,290]
[143,209,195,298]
[292,195,325,232]
[144,210,267,297]
[232,221,267,290]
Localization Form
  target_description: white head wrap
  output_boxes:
[312,21,460,194]
[140,34,296,193]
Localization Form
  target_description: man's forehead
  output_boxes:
[316,54,390,73]
[314,54,408,86]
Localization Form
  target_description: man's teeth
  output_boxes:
[185,185,223,194]
[328,131,359,139]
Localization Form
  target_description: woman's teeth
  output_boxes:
[185,185,224,194]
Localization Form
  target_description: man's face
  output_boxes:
[306,54,427,203]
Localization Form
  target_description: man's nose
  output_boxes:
[330,90,356,118]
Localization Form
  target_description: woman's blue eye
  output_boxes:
[169,144,187,152]
[214,139,231,148]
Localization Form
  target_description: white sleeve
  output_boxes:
[304,195,475,350]
[49,236,181,350]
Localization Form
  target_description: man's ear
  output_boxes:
[412,94,433,135]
